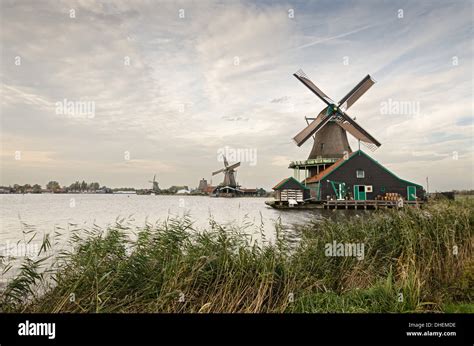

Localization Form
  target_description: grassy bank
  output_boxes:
[1,199,472,313]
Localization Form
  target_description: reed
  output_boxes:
[1,199,472,313]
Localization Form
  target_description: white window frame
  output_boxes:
[356,169,365,179]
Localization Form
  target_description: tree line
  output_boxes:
[2,181,105,193]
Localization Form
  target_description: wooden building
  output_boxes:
[241,188,267,197]
[303,150,424,201]
[273,177,310,204]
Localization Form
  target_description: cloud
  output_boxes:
[0,0,472,191]
[295,23,380,50]
[270,96,290,103]
[271,155,292,167]
[221,115,250,122]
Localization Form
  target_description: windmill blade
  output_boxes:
[305,116,317,140]
[212,168,225,176]
[294,70,335,106]
[333,111,381,148]
[293,109,333,146]
[227,162,240,171]
[338,75,375,111]
[222,155,229,168]
[153,174,156,182]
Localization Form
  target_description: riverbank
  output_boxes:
[1,199,472,313]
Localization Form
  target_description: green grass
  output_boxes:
[442,303,474,313]
[1,199,472,313]
[455,194,474,201]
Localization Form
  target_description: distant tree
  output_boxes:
[112,187,135,191]
[88,182,100,191]
[32,184,42,193]
[68,181,83,192]
[46,181,60,192]
[80,180,87,191]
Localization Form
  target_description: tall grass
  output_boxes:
[1,199,472,313]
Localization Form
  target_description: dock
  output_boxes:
[323,199,422,210]
[265,199,423,210]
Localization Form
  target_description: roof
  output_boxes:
[273,176,309,191]
[203,186,216,193]
[176,189,190,194]
[304,150,423,188]
[304,152,358,184]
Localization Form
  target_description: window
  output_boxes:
[356,169,365,178]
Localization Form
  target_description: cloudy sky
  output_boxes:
[1,0,472,191]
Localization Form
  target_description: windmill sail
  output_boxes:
[222,155,229,168]
[338,75,375,111]
[226,162,241,171]
[334,112,381,150]
[292,69,380,158]
[212,168,226,176]
[294,70,335,106]
[212,158,241,188]
[293,109,331,146]
[148,174,160,192]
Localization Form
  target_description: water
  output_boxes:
[0,193,323,233]
[0,194,328,255]
[1,194,366,287]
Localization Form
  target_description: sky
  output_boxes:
[0,0,472,191]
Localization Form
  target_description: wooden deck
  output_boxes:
[323,199,423,210]
[265,199,424,210]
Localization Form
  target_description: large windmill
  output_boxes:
[290,69,381,178]
[212,155,240,190]
[148,174,160,193]
[267,69,424,208]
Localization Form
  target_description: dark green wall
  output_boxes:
[310,153,424,200]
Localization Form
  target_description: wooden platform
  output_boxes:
[265,199,423,210]
[265,200,323,209]
[323,199,423,210]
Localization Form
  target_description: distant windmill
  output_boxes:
[212,155,240,188]
[293,69,381,159]
[148,174,160,193]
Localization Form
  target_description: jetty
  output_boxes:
[265,199,423,210]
